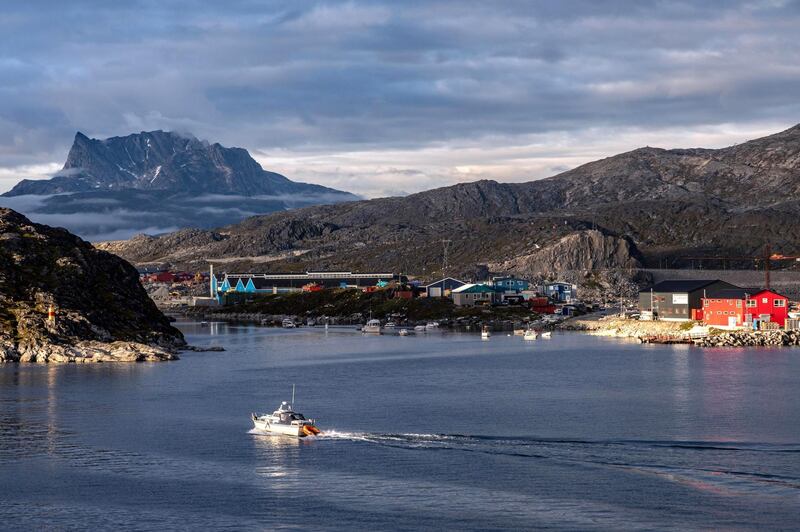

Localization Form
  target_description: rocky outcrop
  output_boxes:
[490,230,640,277]
[0,208,185,363]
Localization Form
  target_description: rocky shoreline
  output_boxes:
[695,330,800,347]
[559,315,686,338]
[0,340,179,363]
[561,314,800,348]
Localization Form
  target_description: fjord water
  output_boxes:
[2,324,799,530]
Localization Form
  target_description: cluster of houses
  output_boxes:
[420,276,577,310]
[638,280,792,329]
[210,270,578,312]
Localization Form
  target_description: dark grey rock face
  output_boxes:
[0,208,185,362]
[0,131,358,239]
[5,130,356,197]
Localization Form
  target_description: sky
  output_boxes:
[2,0,800,197]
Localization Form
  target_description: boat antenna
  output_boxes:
[291,384,295,408]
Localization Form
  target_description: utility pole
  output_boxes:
[209,263,214,298]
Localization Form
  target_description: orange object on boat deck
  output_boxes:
[302,425,321,437]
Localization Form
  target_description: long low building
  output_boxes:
[638,279,737,321]
[213,271,407,295]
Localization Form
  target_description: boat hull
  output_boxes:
[252,417,315,437]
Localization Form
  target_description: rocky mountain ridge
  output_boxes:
[99,123,800,282]
[0,131,358,240]
[0,208,185,362]
[4,130,354,197]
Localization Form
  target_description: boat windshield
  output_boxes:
[290,413,306,420]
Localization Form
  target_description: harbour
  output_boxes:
[2,321,799,530]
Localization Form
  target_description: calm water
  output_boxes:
[1,323,799,531]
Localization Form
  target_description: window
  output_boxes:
[746,300,757,308]
[736,300,741,308]
[704,300,709,307]
[775,299,786,307]
[762,298,768,303]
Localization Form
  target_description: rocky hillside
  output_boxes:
[0,208,185,363]
[99,123,800,280]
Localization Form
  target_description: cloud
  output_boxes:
[1,1,800,198]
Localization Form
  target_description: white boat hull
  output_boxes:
[252,417,316,437]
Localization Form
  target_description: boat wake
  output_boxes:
[313,430,800,495]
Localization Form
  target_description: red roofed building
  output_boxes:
[701,288,789,329]
[154,271,176,284]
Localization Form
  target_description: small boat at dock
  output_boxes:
[399,328,409,336]
[282,318,296,328]
[481,325,491,340]
[362,319,382,334]
[540,331,552,339]
[523,329,538,341]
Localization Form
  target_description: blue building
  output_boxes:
[423,277,467,298]
[542,282,578,303]
[491,276,530,292]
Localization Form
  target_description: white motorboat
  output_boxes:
[523,329,538,341]
[282,318,296,328]
[399,328,409,336]
[481,325,491,339]
[252,387,321,438]
[425,321,439,330]
[540,331,552,339]
[362,319,382,334]
[384,321,396,328]
[414,325,426,331]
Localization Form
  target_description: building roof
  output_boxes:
[452,283,497,294]
[705,288,759,299]
[423,277,466,288]
[642,279,732,293]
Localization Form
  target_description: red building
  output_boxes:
[154,271,176,283]
[701,288,788,329]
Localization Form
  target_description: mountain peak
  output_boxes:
[3,131,356,199]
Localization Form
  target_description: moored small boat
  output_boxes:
[362,319,382,334]
[481,325,491,340]
[399,328,409,336]
[540,331,552,339]
[282,318,296,328]
[523,329,538,341]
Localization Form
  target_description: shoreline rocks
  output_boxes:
[6,340,178,363]
[696,330,800,347]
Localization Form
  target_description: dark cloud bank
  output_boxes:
[2,1,800,198]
